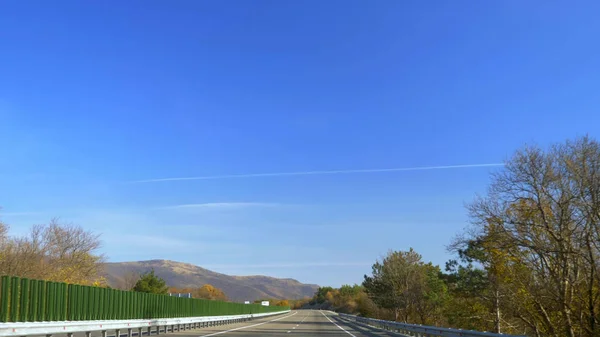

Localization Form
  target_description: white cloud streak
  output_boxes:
[131,163,504,183]
[159,202,278,210]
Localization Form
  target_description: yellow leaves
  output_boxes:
[325,290,335,303]
[180,284,229,301]
[91,277,109,288]
[272,299,289,307]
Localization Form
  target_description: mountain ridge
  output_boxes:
[103,259,319,302]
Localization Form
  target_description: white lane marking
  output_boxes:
[286,311,309,334]
[199,312,297,336]
[320,311,357,337]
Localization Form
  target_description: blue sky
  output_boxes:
[1,1,599,287]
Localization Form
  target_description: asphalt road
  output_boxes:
[164,310,404,337]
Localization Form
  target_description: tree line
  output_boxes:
[306,136,600,337]
[0,219,231,301]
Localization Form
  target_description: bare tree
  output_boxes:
[467,136,600,337]
[122,271,140,290]
[0,219,105,285]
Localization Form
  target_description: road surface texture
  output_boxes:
[167,310,404,337]
[39,310,404,337]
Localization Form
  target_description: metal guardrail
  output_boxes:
[0,310,290,337]
[337,313,526,337]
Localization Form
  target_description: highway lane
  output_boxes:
[40,310,403,337]
[166,310,405,337]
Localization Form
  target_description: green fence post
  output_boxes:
[61,282,67,321]
[56,282,63,321]
[94,286,100,320]
[30,280,38,322]
[132,291,137,319]
[74,285,81,321]
[48,282,56,322]
[19,278,30,322]
[82,284,90,321]
[38,281,46,321]
[131,291,135,319]
[130,291,134,319]
[10,277,20,322]
[106,288,112,320]
[113,289,119,320]
[131,291,137,319]
[53,282,59,321]
[67,284,73,321]
[57,282,64,321]
[105,287,111,320]
[57,282,63,321]
[124,290,129,319]
[98,287,104,320]
[88,286,94,320]
[103,287,108,320]
[90,286,96,320]
[97,287,102,320]
[63,283,68,321]
[140,292,145,319]
[158,295,163,318]
[91,286,97,320]
[117,290,123,319]
[141,293,146,319]
[0,276,10,322]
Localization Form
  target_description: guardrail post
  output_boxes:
[86,331,91,337]
[138,327,142,337]
[116,329,121,337]
[128,328,133,337]
[147,326,151,335]
[102,330,107,337]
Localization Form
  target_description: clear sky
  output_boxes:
[1,1,600,287]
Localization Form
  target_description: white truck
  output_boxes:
[261,301,270,306]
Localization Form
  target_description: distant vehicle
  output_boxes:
[244,301,250,304]
[261,301,269,306]
[169,293,192,298]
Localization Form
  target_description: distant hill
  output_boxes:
[103,259,319,302]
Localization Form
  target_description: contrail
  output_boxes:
[131,163,504,183]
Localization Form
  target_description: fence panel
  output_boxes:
[0,276,290,323]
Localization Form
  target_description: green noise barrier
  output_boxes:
[0,276,289,323]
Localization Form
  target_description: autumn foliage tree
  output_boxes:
[459,136,600,337]
[169,284,228,301]
[0,219,105,285]
[197,284,228,300]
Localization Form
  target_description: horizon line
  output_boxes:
[130,163,504,183]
